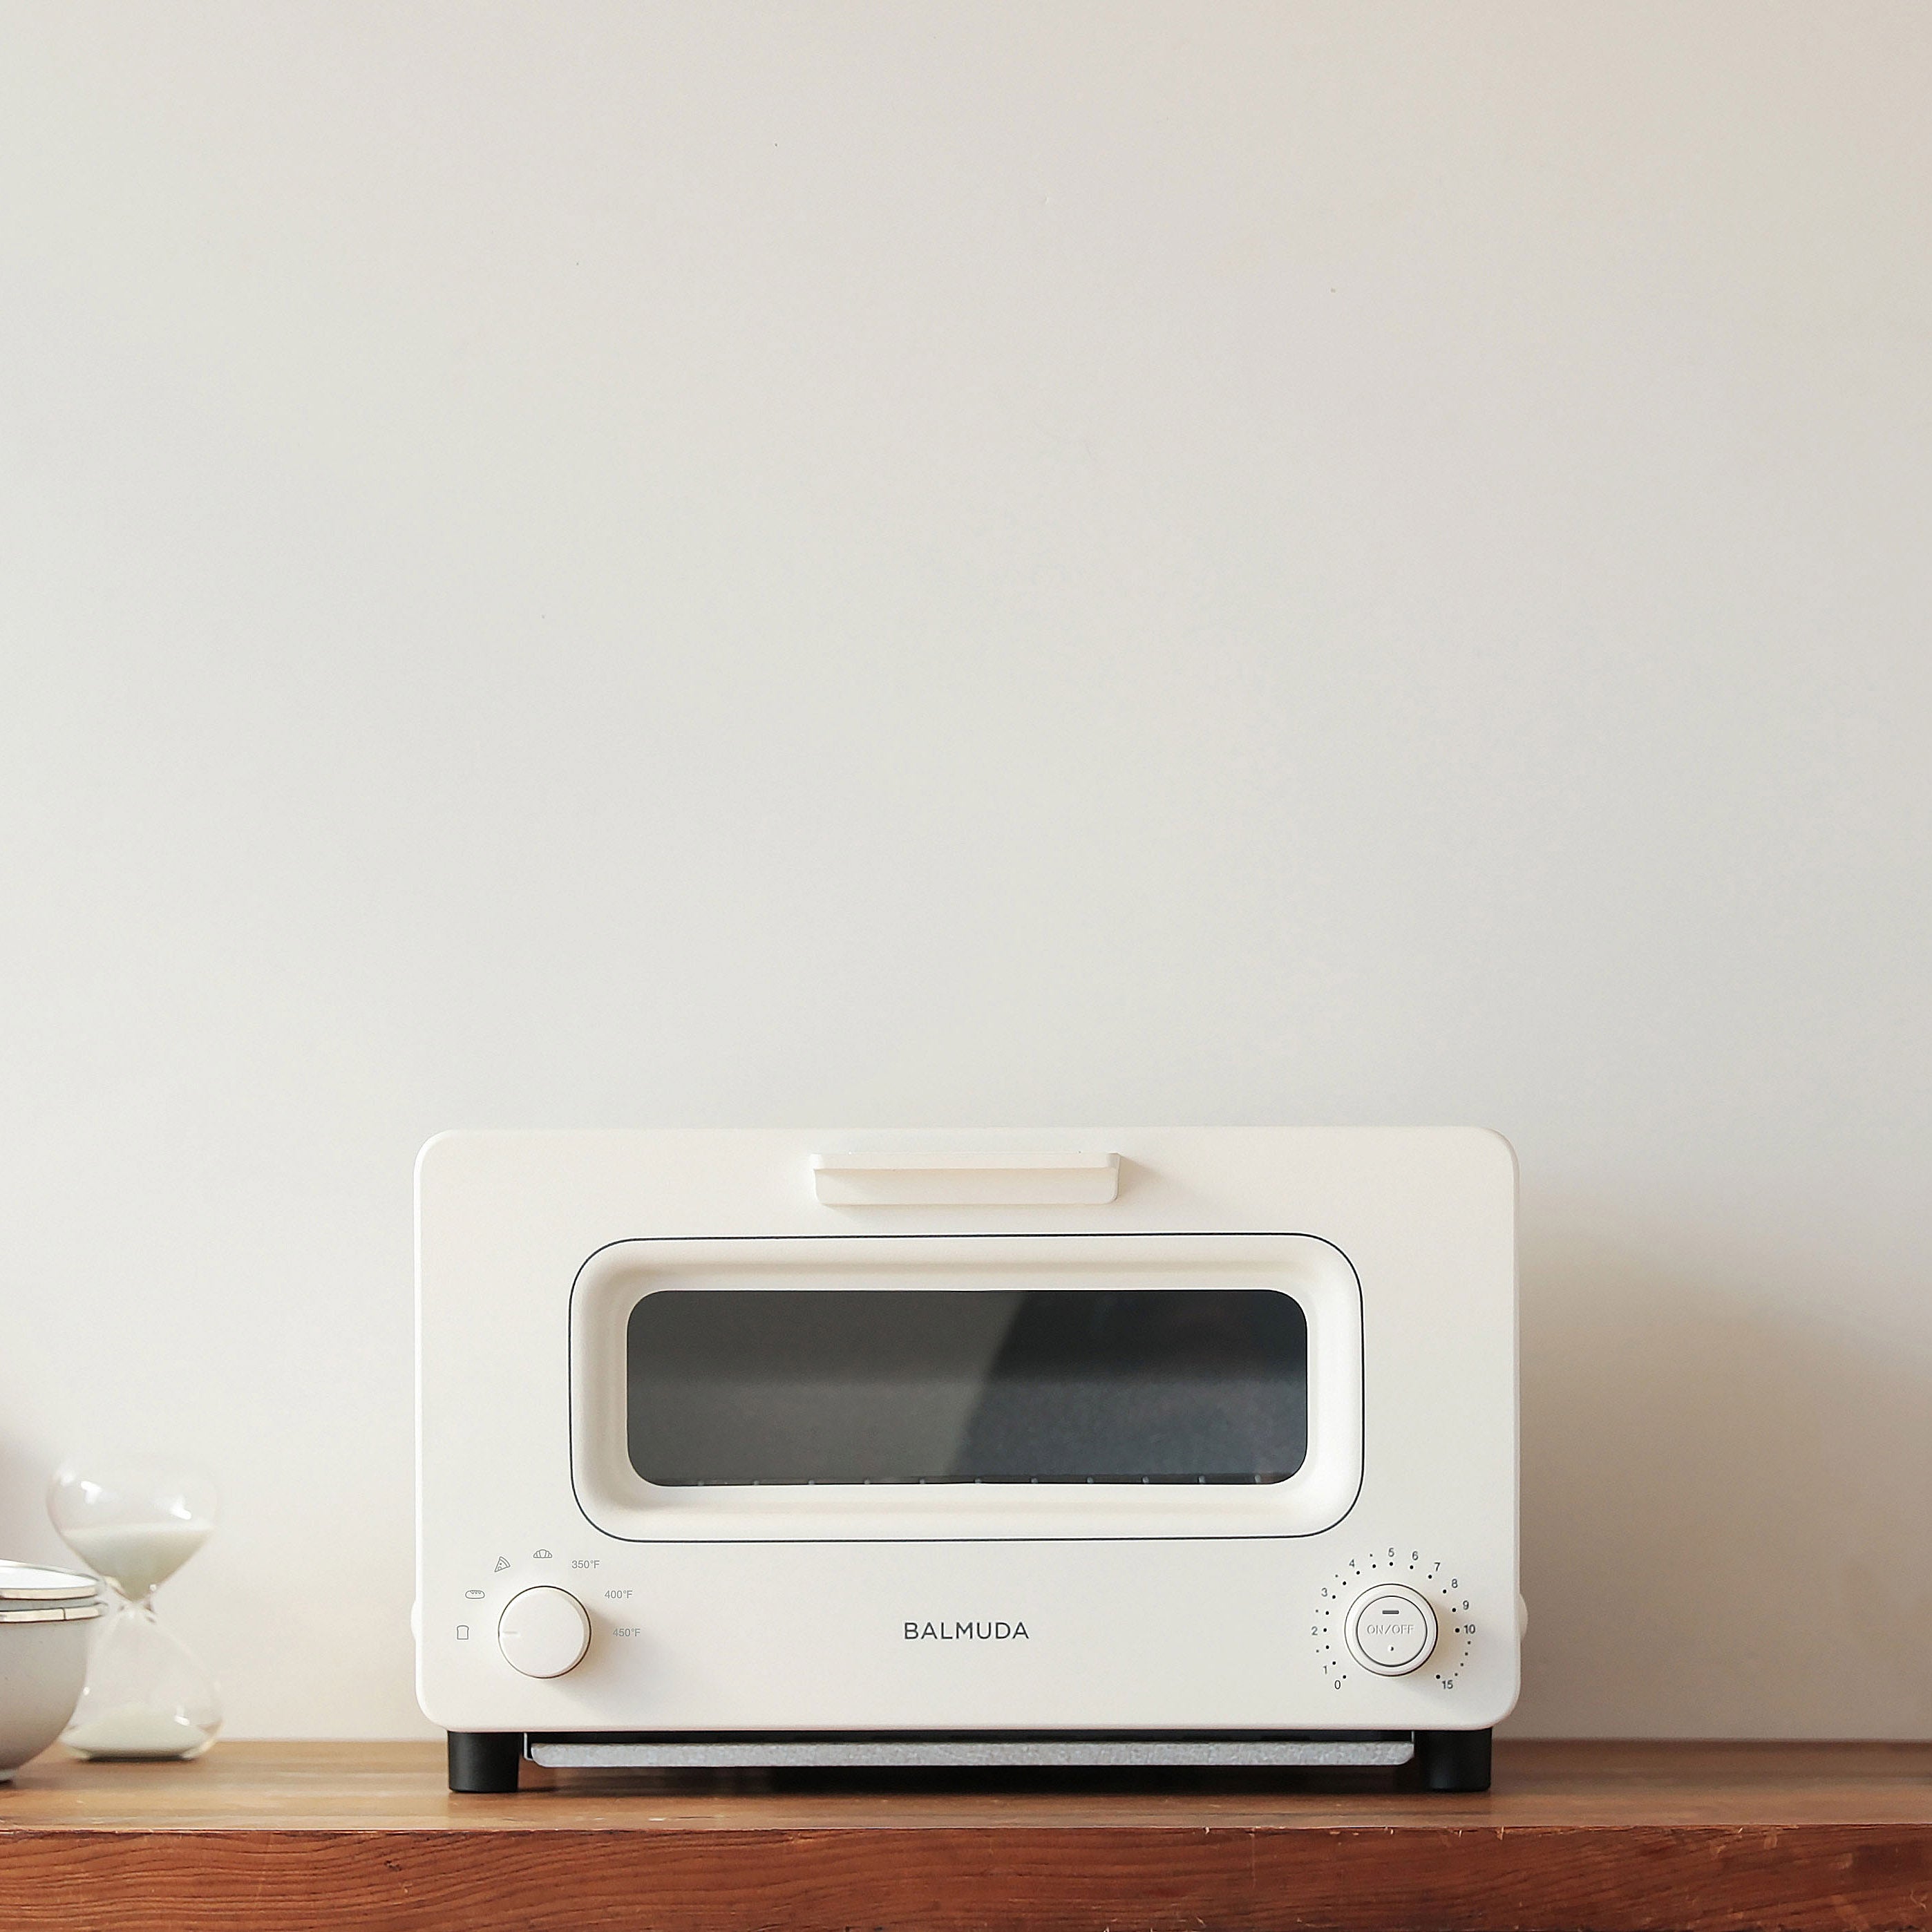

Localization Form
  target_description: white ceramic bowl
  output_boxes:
[0,1562,103,1778]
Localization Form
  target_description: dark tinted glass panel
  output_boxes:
[626,1288,1307,1486]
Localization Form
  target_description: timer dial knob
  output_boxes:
[497,1586,591,1678]
[1344,1583,1438,1676]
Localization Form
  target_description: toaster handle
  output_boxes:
[811,1151,1121,1207]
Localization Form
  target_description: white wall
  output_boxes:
[1,2,1927,1741]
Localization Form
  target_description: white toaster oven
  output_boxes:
[415,1128,1519,1792]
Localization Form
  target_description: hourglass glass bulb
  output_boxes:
[48,1459,218,1597]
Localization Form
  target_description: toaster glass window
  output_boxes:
[625,1287,1307,1486]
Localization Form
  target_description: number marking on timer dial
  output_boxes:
[1314,1549,1478,1692]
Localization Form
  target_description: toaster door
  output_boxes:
[570,1233,1362,1542]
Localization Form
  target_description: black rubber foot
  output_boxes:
[1414,1727,1491,1792]
[448,1731,522,1793]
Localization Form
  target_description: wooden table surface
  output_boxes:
[4,1739,1930,1930]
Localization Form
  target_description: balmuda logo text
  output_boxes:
[904,1619,1030,1641]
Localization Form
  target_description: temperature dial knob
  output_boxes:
[498,1586,591,1678]
[1344,1584,1438,1676]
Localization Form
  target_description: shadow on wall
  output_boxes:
[1514,1223,1932,1737]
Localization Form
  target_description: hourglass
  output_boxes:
[48,1458,222,1759]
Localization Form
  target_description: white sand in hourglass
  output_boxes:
[61,1523,211,1600]
[64,1705,214,1756]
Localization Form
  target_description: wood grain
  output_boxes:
[3,1741,1929,1931]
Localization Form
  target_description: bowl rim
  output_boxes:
[0,1560,106,1603]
